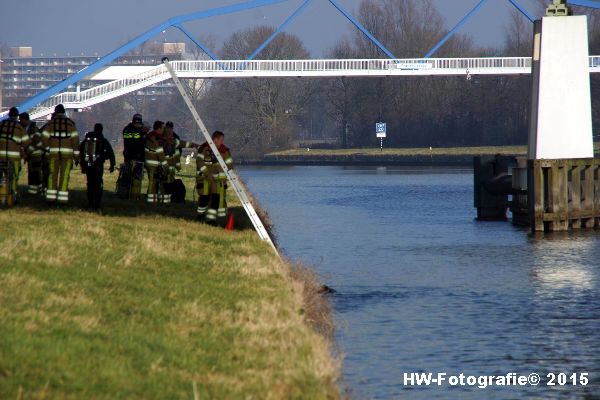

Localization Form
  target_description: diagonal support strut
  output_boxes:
[569,0,600,9]
[327,0,398,59]
[10,0,292,116]
[162,58,279,254]
[506,0,535,22]
[424,0,489,59]
[246,0,314,61]
[175,23,221,62]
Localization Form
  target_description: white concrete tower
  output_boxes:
[528,0,594,160]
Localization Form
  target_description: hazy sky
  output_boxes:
[0,0,546,58]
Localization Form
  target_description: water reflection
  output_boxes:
[531,234,597,292]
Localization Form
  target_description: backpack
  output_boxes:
[164,178,186,203]
[171,179,186,203]
[83,137,103,168]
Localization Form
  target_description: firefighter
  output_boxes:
[144,121,167,204]
[41,104,79,204]
[196,131,233,223]
[38,113,54,196]
[0,107,30,201]
[79,123,115,211]
[161,121,198,203]
[19,112,44,195]
[122,113,148,199]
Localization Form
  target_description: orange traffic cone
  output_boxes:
[225,212,235,231]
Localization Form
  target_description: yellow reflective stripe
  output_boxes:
[0,151,21,157]
[123,132,142,139]
[50,132,73,139]
[145,160,161,166]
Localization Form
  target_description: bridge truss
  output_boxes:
[4,0,600,119]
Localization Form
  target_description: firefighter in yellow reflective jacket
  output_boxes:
[144,121,168,204]
[196,131,233,223]
[162,121,198,203]
[20,112,44,195]
[0,107,30,200]
[41,104,80,204]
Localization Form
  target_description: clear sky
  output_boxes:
[0,0,546,58]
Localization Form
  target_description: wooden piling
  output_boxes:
[528,158,600,232]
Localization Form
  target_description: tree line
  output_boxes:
[50,0,600,157]
[199,0,600,156]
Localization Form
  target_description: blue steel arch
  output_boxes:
[8,0,600,115]
[12,0,396,114]
[424,0,600,59]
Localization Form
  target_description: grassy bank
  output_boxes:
[0,162,339,398]
[267,145,528,158]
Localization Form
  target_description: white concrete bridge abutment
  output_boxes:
[528,15,594,160]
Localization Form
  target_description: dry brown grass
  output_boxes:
[0,160,342,399]
[287,262,336,341]
[237,182,336,342]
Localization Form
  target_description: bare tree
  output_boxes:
[200,26,317,157]
[503,9,534,56]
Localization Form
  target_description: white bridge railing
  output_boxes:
[25,56,600,119]
[29,65,171,119]
[172,56,533,76]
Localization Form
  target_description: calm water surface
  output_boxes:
[238,165,600,399]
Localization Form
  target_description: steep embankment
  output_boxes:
[0,164,339,399]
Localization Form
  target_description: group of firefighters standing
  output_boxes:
[0,104,234,224]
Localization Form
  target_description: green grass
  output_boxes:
[268,145,528,157]
[0,161,339,399]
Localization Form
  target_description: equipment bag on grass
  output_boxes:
[0,161,15,207]
[170,178,186,203]
[116,162,132,199]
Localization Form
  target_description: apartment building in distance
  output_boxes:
[0,42,189,110]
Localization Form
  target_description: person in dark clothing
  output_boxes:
[122,113,147,163]
[121,114,148,199]
[79,123,115,211]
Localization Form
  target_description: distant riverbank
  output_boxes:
[245,146,528,166]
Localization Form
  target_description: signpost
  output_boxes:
[376,122,386,152]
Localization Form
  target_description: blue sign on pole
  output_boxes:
[376,122,387,138]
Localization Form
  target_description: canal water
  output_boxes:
[238,165,600,399]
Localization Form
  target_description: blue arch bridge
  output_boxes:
[1,0,600,121]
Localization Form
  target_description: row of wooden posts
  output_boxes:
[476,156,600,232]
[524,158,600,232]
